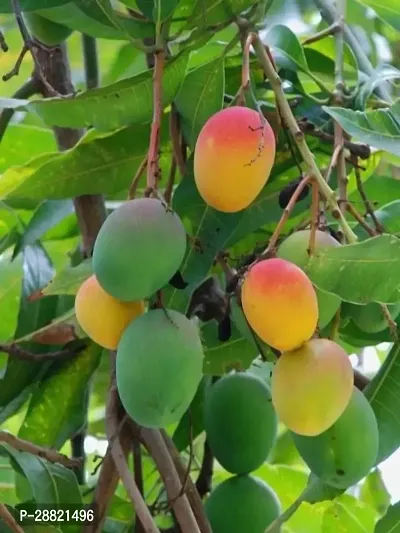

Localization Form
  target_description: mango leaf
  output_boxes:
[365,342,400,463]
[18,342,101,449]
[0,250,23,342]
[322,495,377,533]
[175,57,225,148]
[264,24,309,73]
[0,124,156,201]
[356,64,400,109]
[136,0,180,21]
[360,469,391,517]
[14,200,75,256]
[302,235,400,304]
[43,259,93,296]
[357,0,400,32]
[0,0,68,11]
[0,445,58,503]
[322,105,400,156]
[354,200,400,240]
[375,501,400,533]
[189,0,254,26]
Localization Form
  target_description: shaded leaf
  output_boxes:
[0,251,23,342]
[23,51,188,131]
[356,64,400,109]
[303,235,400,304]
[323,105,400,156]
[0,0,69,11]
[265,24,309,72]
[43,259,93,296]
[175,57,225,148]
[360,469,391,517]
[375,501,400,533]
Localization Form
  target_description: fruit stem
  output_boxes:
[251,34,358,244]
[264,478,321,533]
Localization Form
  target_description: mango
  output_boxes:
[292,387,379,488]
[194,106,275,213]
[204,372,277,475]
[271,338,353,436]
[116,309,204,428]
[92,198,187,301]
[75,275,144,350]
[277,230,341,328]
[348,301,400,333]
[23,11,73,46]
[241,258,318,352]
[205,475,281,533]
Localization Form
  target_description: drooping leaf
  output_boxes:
[360,469,391,517]
[302,235,400,304]
[22,51,188,131]
[175,57,225,148]
[357,0,400,32]
[322,105,400,156]
[43,259,93,296]
[365,342,400,463]
[18,342,101,449]
[356,64,400,109]
[375,501,400,533]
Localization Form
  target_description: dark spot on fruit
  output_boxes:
[336,468,345,476]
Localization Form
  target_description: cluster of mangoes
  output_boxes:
[75,198,205,429]
[193,107,380,532]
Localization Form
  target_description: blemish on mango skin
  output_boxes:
[241,257,319,352]
[194,106,276,213]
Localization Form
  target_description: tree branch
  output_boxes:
[195,440,214,498]
[0,503,24,533]
[0,340,86,362]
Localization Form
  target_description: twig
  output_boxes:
[324,143,342,184]
[303,22,341,45]
[160,430,212,533]
[0,30,8,52]
[169,105,187,177]
[259,175,312,259]
[329,307,341,341]
[140,427,202,533]
[0,503,24,533]
[128,156,148,199]
[308,181,319,255]
[134,440,146,533]
[164,157,177,205]
[251,33,357,244]
[195,440,214,498]
[145,50,165,197]
[380,305,399,342]
[0,78,41,143]
[346,203,376,236]
[106,385,161,533]
[0,431,82,468]
[235,31,253,105]
[352,155,385,233]
[0,341,86,362]
[2,44,29,81]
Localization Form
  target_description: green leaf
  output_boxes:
[322,106,400,157]
[18,342,101,449]
[356,64,400,109]
[375,501,400,533]
[43,259,93,296]
[354,200,400,240]
[14,200,74,255]
[0,445,58,504]
[136,0,180,21]
[175,57,225,148]
[360,469,391,517]
[190,0,254,26]
[302,235,400,304]
[0,250,23,342]
[264,24,309,72]
[322,496,377,533]
[365,342,400,463]
[24,51,189,131]
[0,0,69,11]
[357,0,400,32]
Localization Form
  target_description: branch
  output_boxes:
[0,503,24,533]
[0,78,40,142]
[0,340,86,362]
[0,30,8,52]
[346,203,376,236]
[82,35,99,90]
[0,431,82,469]
[303,22,340,45]
[146,50,165,196]
[195,440,214,498]
[251,33,357,244]
[140,427,202,533]
[352,155,385,233]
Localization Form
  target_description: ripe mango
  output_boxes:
[348,301,400,334]
[277,230,341,329]
[271,338,353,436]
[116,309,204,428]
[23,11,73,46]
[292,387,379,488]
[204,372,277,475]
[92,198,187,301]
[241,258,318,352]
[194,106,275,213]
[205,475,281,533]
[75,275,144,350]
